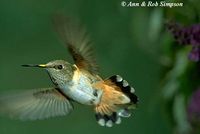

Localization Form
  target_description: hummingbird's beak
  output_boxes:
[21,64,47,68]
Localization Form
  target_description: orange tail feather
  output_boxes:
[93,75,138,127]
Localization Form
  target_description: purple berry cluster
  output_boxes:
[187,89,200,127]
[167,22,200,61]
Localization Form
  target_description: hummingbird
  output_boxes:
[0,15,138,127]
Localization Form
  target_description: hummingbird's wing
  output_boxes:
[53,14,98,74]
[0,88,73,120]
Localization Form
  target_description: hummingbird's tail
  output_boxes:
[93,75,138,127]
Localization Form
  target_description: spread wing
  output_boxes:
[52,14,98,74]
[0,88,73,120]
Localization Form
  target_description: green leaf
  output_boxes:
[173,94,191,133]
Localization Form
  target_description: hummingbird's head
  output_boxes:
[22,60,76,87]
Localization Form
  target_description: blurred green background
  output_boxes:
[0,0,192,134]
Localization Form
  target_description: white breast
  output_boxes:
[61,71,102,105]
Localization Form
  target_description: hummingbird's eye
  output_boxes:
[55,65,63,70]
